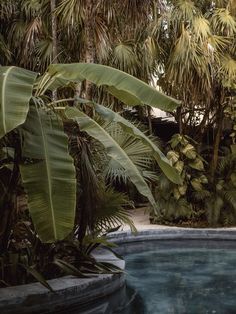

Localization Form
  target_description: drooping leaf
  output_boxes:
[65,106,158,212]
[178,184,187,196]
[167,150,180,165]
[189,158,204,171]
[231,173,236,187]
[47,63,181,111]
[181,144,197,159]
[191,178,203,191]
[20,107,76,243]
[199,174,208,184]
[20,264,54,292]
[170,134,182,149]
[0,66,37,138]
[53,259,89,278]
[175,160,184,173]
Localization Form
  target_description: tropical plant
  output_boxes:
[0,63,180,248]
[0,213,122,290]
[0,61,181,289]
[99,121,160,185]
[153,134,208,223]
[224,95,236,154]
[154,0,236,174]
[204,154,236,225]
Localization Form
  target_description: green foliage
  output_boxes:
[0,67,37,138]
[0,214,121,290]
[65,106,158,212]
[154,134,208,222]
[100,120,158,184]
[0,62,179,248]
[47,63,180,111]
[20,107,76,243]
[154,134,236,227]
[93,185,136,233]
[205,154,236,225]
[224,96,236,153]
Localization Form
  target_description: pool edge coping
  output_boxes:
[109,228,236,243]
[1,228,236,313]
[0,250,125,314]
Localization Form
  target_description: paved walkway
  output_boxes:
[123,207,171,231]
[123,207,236,231]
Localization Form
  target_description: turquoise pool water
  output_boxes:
[118,240,236,314]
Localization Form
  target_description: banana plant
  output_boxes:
[0,63,181,243]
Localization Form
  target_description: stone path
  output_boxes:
[123,207,236,231]
[123,207,172,231]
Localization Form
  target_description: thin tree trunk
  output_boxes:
[50,0,58,100]
[176,107,183,134]
[50,0,58,63]
[147,106,153,135]
[79,0,95,101]
[210,107,224,178]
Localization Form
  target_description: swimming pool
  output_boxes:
[117,240,236,314]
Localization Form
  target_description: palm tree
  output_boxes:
[153,0,236,174]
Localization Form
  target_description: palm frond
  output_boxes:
[219,55,236,86]
[112,42,139,76]
[55,0,85,27]
[171,0,200,31]
[35,38,53,70]
[94,186,136,233]
[211,8,236,35]
[102,122,158,184]
[193,16,211,41]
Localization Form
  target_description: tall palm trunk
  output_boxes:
[80,0,96,100]
[210,106,224,178]
[50,0,58,63]
[50,0,58,100]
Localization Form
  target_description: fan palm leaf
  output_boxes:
[65,106,158,212]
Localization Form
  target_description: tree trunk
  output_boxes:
[50,0,58,100]
[50,0,58,63]
[79,0,96,100]
[210,106,224,178]
[176,107,183,134]
[147,106,153,135]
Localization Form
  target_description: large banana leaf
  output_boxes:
[47,63,180,111]
[94,104,181,184]
[20,107,76,243]
[65,106,158,212]
[0,66,37,139]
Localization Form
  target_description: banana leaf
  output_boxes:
[20,107,76,243]
[65,106,158,212]
[0,66,37,138]
[47,63,180,111]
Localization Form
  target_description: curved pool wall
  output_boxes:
[0,250,125,314]
[1,228,236,313]
[109,228,236,244]
[109,228,236,256]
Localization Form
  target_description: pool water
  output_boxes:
[117,240,236,314]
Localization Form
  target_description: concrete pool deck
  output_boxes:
[122,207,236,231]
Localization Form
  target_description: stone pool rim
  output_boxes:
[0,249,125,314]
[1,227,236,313]
[109,227,236,244]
